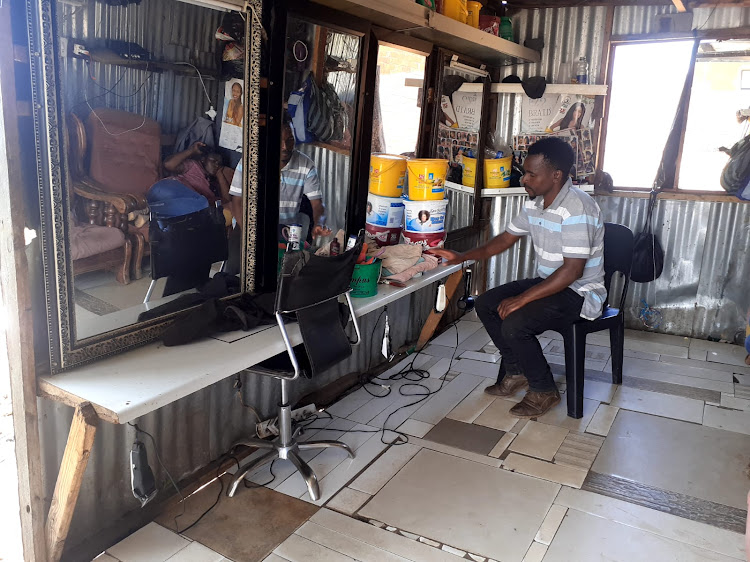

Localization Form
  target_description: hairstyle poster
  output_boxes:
[513,129,596,180]
[521,94,594,134]
[437,123,479,165]
[219,78,244,152]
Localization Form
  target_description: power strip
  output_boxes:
[256,403,318,439]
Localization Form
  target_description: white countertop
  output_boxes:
[39,263,465,424]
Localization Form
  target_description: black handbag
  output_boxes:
[630,190,664,283]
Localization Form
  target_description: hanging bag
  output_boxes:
[630,190,664,283]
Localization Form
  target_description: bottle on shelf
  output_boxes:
[575,56,589,85]
[329,237,340,256]
[500,17,513,42]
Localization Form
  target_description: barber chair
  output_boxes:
[227,237,363,500]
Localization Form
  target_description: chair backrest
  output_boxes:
[84,108,162,196]
[67,113,88,181]
[603,222,634,310]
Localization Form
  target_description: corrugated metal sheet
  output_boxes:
[41,286,440,559]
[487,194,750,341]
[613,5,750,35]
[298,145,350,232]
[57,0,223,134]
[446,188,474,232]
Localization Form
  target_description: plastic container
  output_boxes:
[440,0,468,23]
[365,223,402,247]
[576,56,589,85]
[462,155,478,187]
[479,15,501,35]
[402,230,447,249]
[406,159,448,200]
[466,1,482,27]
[403,198,448,233]
[369,153,407,197]
[365,193,405,228]
[484,156,512,188]
[500,17,513,41]
[350,259,382,298]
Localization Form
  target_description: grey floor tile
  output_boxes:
[423,418,505,456]
[411,373,484,425]
[610,386,704,424]
[703,404,750,436]
[592,409,750,510]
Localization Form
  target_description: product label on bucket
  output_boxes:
[366,196,405,228]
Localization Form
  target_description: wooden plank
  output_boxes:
[416,270,464,351]
[0,5,49,561]
[37,378,120,424]
[672,0,688,11]
[45,403,99,562]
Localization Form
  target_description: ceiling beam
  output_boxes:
[672,0,688,10]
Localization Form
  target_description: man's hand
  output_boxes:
[190,141,207,156]
[311,225,332,239]
[498,295,528,320]
[426,248,464,265]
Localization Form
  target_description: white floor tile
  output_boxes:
[95,554,119,562]
[407,437,502,467]
[509,421,569,462]
[295,521,408,562]
[263,554,291,562]
[534,505,568,545]
[420,344,458,360]
[545,353,608,372]
[107,523,190,562]
[326,487,372,516]
[473,398,521,432]
[367,379,444,430]
[503,453,587,488]
[449,358,500,379]
[359,449,560,562]
[457,328,492,352]
[555,487,746,560]
[689,348,709,361]
[459,350,501,363]
[624,329,689,348]
[411,373,484,425]
[425,358,453,379]
[522,542,548,562]
[721,393,750,411]
[350,443,422,495]
[396,419,434,438]
[430,321,482,347]
[446,386,496,423]
[703,404,750,435]
[624,340,689,359]
[585,404,619,436]
[535,396,599,433]
[608,357,735,389]
[610,386,704,424]
[165,542,223,562]
[546,342,611,362]
[326,387,378,419]
[707,346,750,368]
[624,348,661,362]
[582,380,617,403]
[544,508,736,562]
[275,534,355,561]
[310,509,459,562]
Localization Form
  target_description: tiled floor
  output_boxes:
[98,321,750,562]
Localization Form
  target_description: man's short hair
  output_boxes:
[527,137,574,176]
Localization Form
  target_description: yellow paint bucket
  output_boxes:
[484,156,512,188]
[440,0,468,23]
[406,159,449,200]
[369,153,407,197]
[467,1,482,28]
[462,155,477,187]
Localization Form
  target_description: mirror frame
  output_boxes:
[28,0,263,372]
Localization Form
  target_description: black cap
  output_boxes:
[502,74,522,83]
[522,76,546,99]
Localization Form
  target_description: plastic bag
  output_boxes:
[720,135,750,200]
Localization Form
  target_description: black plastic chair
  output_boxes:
[226,238,363,500]
[551,223,634,419]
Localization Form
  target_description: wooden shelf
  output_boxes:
[88,49,218,80]
[405,79,607,97]
[312,0,540,66]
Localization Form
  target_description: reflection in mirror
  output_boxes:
[268,17,361,256]
[57,0,248,341]
[439,66,484,233]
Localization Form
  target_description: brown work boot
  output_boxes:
[509,389,561,418]
[484,374,528,397]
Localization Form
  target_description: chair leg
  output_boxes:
[226,449,278,498]
[562,329,586,419]
[143,279,157,303]
[288,450,320,501]
[298,440,355,459]
[610,317,625,385]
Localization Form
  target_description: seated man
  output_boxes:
[431,137,606,418]
[229,114,329,242]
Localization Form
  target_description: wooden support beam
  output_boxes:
[416,269,464,351]
[45,404,99,562]
[0,3,49,560]
[672,0,688,11]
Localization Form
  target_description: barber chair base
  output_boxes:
[226,416,354,500]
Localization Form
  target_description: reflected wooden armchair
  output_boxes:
[67,109,163,280]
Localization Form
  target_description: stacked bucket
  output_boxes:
[366,154,450,249]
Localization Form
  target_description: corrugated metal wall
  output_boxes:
[298,145,350,232]
[57,0,222,135]
[446,188,474,232]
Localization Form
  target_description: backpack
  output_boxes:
[287,75,317,144]
[287,73,345,144]
[721,135,750,200]
[630,190,664,283]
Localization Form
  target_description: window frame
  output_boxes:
[599,26,750,198]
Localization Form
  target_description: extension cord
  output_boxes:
[256,404,318,439]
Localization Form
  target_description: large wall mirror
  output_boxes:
[29,0,262,371]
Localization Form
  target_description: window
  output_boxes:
[603,38,750,192]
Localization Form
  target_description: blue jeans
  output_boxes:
[147,179,208,218]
